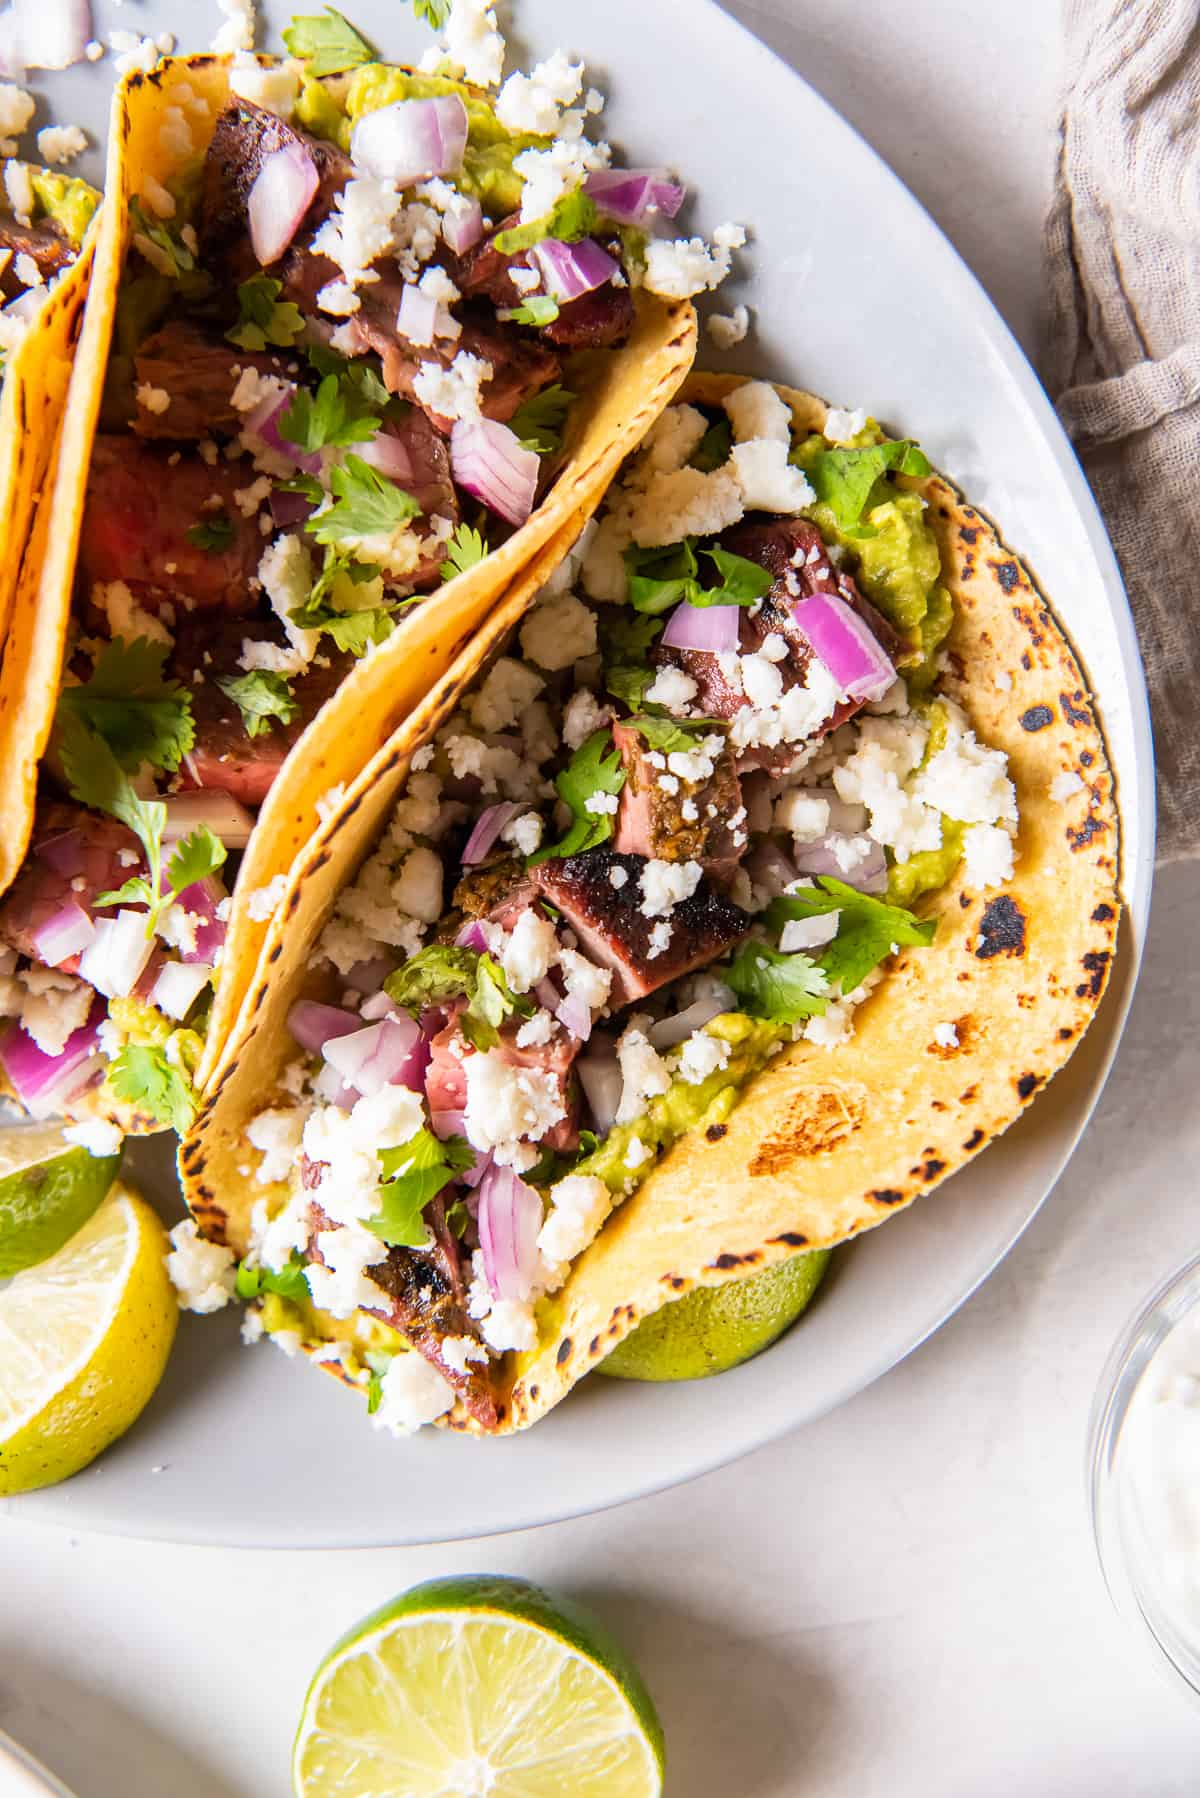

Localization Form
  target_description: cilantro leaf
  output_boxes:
[281,374,380,454]
[529,728,625,864]
[804,440,932,530]
[690,416,732,472]
[606,665,655,710]
[725,942,831,1023]
[57,712,167,885]
[235,1255,312,1303]
[57,636,194,775]
[107,1043,195,1132]
[166,826,228,897]
[128,196,195,277]
[364,1349,391,1413]
[302,603,397,656]
[441,522,489,581]
[624,538,773,614]
[368,1130,476,1247]
[765,877,936,997]
[186,513,235,553]
[281,6,376,75]
[622,712,722,756]
[411,0,450,25]
[500,295,559,328]
[508,383,575,456]
[305,454,421,546]
[215,669,301,739]
[494,192,599,254]
[227,274,304,352]
[599,608,663,663]
[384,946,531,1051]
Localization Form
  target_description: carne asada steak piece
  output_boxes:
[0,802,141,971]
[79,437,268,615]
[446,216,634,352]
[376,407,459,521]
[0,217,73,299]
[171,614,353,808]
[531,849,751,1006]
[199,99,350,287]
[452,858,537,926]
[131,317,295,441]
[611,719,744,884]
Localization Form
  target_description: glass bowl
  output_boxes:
[1088,1248,1200,1706]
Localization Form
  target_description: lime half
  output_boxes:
[599,1249,832,1382]
[0,1182,176,1495]
[0,1121,121,1277]
[293,1575,665,1798]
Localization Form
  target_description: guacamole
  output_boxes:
[29,169,98,249]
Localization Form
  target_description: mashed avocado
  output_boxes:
[29,169,98,249]
[300,64,548,219]
[569,1014,786,1200]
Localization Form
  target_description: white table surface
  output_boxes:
[4,2,1199,1792]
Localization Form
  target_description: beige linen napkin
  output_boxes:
[1041,0,1200,861]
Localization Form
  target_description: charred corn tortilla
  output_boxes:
[0,53,695,1126]
[180,373,1120,1433]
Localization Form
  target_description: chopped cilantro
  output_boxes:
[305,454,421,545]
[690,416,732,472]
[606,665,655,710]
[622,712,721,756]
[508,382,575,456]
[281,6,376,75]
[107,1043,195,1132]
[441,522,489,581]
[227,274,304,352]
[725,942,830,1024]
[302,603,397,656]
[765,877,937,997]
[186,513,235,553]
[215,669,301,739]
[384,946,531,1051]
[624,538,772,614]
[444,1198,471,1238]
[529,727,625,864]
[128,197,195,278]
[410,0,450,25]
[96,824,227,938]
[56,636,193,775]
[494,191,599,253]
[280,374,380,454]
[803,439,932,530]
[368,1130,476,1247]
[500,294,560,327]
[599,608,663,663]
[364,1349,391,1413]
[235,1255,312,1304]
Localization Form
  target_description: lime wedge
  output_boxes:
[293,1575,665,1798]
[0,1182,177,1495]
[0,1121,122,1277]
[599,1249,832,1382]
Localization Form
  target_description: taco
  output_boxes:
[178,372,1120,1436]
[0,159,98,661]
[0,41,700,1133]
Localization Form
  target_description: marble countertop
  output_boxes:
[3,2,1197,1792]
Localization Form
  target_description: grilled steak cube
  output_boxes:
[131,318,294,441]
[79,437,268,615]
[0,802,142,972]
[200,100,350,286]
[531,849,750,1006]
[171,614,353,808]
[611,719,744,883]
[542,275,634,350]
[0,217,73,299]
[452,858,537,927]
[447,216,634,351]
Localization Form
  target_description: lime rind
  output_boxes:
[0,1127,121,1277]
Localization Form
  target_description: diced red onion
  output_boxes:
[791,838,888,895]
[648,994,732,1051]
[31,900,95,969]
[396,1029,432,1095]
[454,920,488,953]
[357,430,415,485]
[244,387,322,478]
[13,0,91,70]
[450,419,539,529]
[248,143,319,268]
[792,593,895,703]
[169,875,227,965]
[531,977,558,1012]
[78,910,154,999]
[396,283,438,348]
[163,791,255,849]
[344,955,397,994]
[288,1000,361,1054]
[134,949,166,1001]
[477,1162,543,1302]
[33,827,86,877]
[529,236,619,304]
[359,991,400,1021]
[0,1004,103,1118]
[584,167,686,226]
[442,196,483,255]
[151,960,214,1021]
[661,601,741,654]
[323,1014,421,1097]
[269,486,314,528]
[578,1050,622,1136]
[313,1059,358,1110]
[430,1107,466,1141]
[350,95,468,186]
[460,1146,491,1191]
[745,840,798,900]
[462,802,517,867]
[554,987,593,1043]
